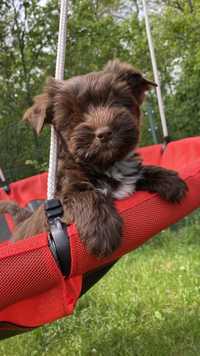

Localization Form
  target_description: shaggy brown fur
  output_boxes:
[0,60,187,257]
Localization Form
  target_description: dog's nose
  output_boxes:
[96,127,112,142]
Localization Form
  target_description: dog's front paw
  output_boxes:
[63,191,123,258]
[156,170,188,203]
[137,166,188,203]
[89,219,122,258]
[80,211,123,258]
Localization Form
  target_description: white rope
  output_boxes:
[142,0,169,138]
[47,0,69,200]
[0,168,6,183]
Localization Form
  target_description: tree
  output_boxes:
[0,0,199,181]
[0,0,58,180]
[148,0,200,139]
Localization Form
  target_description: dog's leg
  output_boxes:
[136,165,188,203]
[0,201,32,224]
[0,201,47,241]
[62,190,122,258]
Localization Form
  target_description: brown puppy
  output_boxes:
[0,60,187,257]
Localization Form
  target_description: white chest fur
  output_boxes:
[106,152,141,200]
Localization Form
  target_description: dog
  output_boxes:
[0,60,187,257]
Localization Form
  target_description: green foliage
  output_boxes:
[0,0,58,181]
[0,0,199,181]
[150,0,200,139]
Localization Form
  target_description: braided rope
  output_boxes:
[142,0,168,138]
[47,0,69,200]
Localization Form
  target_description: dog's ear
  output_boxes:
[23,78,63,134]
[104,59,157,104]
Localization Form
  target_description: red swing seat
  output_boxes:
[1,136,200,338]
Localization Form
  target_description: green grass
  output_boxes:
[1,212,200,356]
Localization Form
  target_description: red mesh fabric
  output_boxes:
[0,234,81,327]
[1,137,200,328]
[0,234,61,310]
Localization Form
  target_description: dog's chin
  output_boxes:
[73,142,136,170]
[72,149,113,169]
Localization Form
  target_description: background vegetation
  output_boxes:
[0,0,199,181]
[0,1,200,355]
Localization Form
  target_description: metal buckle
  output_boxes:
[44,199,71,277]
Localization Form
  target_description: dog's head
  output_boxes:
[24,60,156,170]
